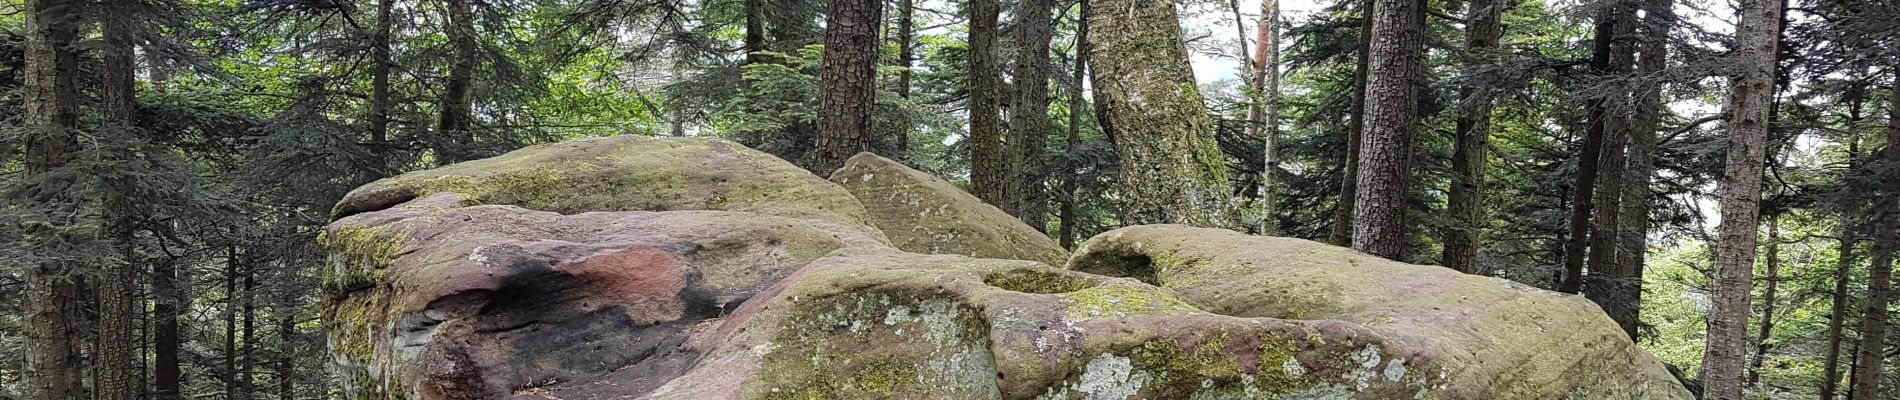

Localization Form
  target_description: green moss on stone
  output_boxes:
[986,269,1095,294]
[1061,283,1197,318]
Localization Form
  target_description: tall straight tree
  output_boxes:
[967,0,1014,209]
[367,0,395,176]
[1604,0,1670,339]
[1088,0,1238,228]
[20,0,87,396]
[810,0,882,174]
[1058,0,1091,248]
[1330,0,1374,246]
[98,8,143,400]
[1699,0,1782,394]
[1559,4,1625,294]
[1246,0,1282,230]
[1012,0,1055,228]
[437,0,479,164]
[1819,87,1865,400]
[891,0,914,156]
[1441,0,1506,273]
[1847,73,1900,400]
[1582,8,1636,314]
[1349,0,1425,259]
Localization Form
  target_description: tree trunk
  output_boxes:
[1441,0,1505,273]
[1820,97,1863,400]
[1847,73,1900,400]
[436,0,478,164]
[277,315,296,400]
[1329,0,1374,246]
[1582,9,1636,317]
[241,265,257,400]
[1058,0,1089,249]
[154,255,183,400]
[226,247,240,400]
[368,0,394,176]
[1558,9,1620,294]
[1013,0,1055,230]
[1748,216,1781,384]
[1087,0,1238,229]
[1253,0,1281,232]
[98,13,142,400]
[1606,0,1668,340]
[810,0,882,174]
[1699,0,1781,394]
[967,0,1015,210]
[21,0,86,395]
[892,0,914,157]
[1349,0,1426,260]
[745,0,766,64]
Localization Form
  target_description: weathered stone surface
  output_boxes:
[330,135,877,230]
[320,197,884,400]
[1066,225,1695,400]
[828,152,1068,266]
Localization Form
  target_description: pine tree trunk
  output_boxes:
[1058,0,1089,249]
[1441,0,1505,273]
[368,0,394,176]
[1748,216,1781,384]
[1349,0,1426,260]
[21,0,86,395]
[98,15,142,400]
[278,315,296,400]
[436,0,479,164]
[226,247,240,400]
[1820,99,1863,400]
[1329,0,1374,246]
[1087,0,1238,229]
[892,0,914,157]
[1699,0,1781,394]
[967,0,1015,210]
[1253,0,1281,232]
[1847,73,1900,400]
[154,256,183,400]
[241,266,257,400]
[810,0,882,174]
[1582,9,1636,316]
[744,0,765,64]
[1012,0,1054,230]
[1607,0,1667,340]
[1559,10,1619,294]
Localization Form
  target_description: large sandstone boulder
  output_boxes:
[827,153,1068,266]
[330,135,876,230]
[320,137,1692,400]
[1066,225,1692,399]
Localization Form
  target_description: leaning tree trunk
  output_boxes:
[98,13,142,400]
[1329,0,1374,246]
[810,0,882,175]
[436,0,479,164]
[1348,0,1426,260]
[21,0,86,395]
[1441,0,1506,273]
[1087,0,1238,229]
[1013,0,1055,230]
[966,0,1015,210]
[1699,0,1781,395]
[1848,73,1900,400]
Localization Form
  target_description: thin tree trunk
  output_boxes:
[1349,0,1426,260]
[241,265,257,400]
[1847,73,1900,400]
[1820,98,1863,400]
[154,255,182,400]
[1748,216,1781,384]
[1058,0,1089,249]
[810,0,882,174]
[277,315,295,400]
[967,0,1015,210]
[226,247,240,400]
[1441,0,1505,273]
[1013,0,1055,229]
[1559,9,1620,294]
[1699,0,1781,394]
[1329,0,1374,246]
[1088,0,1238,229]
[21,0,86,395]
[1607,0,1667,340]
[1254,0,1281,232]
[368,0,393,176]
[98,12,142,400]
[893,0,914,157]
[436,0,478,164]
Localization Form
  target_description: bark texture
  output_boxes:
[1698,0,1781,395]
[1559,9,1618,294]
[1349,0,1426,260]
[21,0,86,396]
[98,17,142,400]
[892,0,913,156]
[1582,8,1637,324]
[1087,0,1238,228]
[810,0,882,175]
[1012,0,1055,229]
[1605,0,1668,340]
[1249,0,1281,232]
[1847,74,1900,400]
[1330,0,1374,246]
[368,0,393,176]
[967,0,1015,210]
[436,0,479,164]
[1441,0,1505,273]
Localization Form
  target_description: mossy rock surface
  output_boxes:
[331,135,880,233]
[828,152,1068,266]
[1066,225,1696,400]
